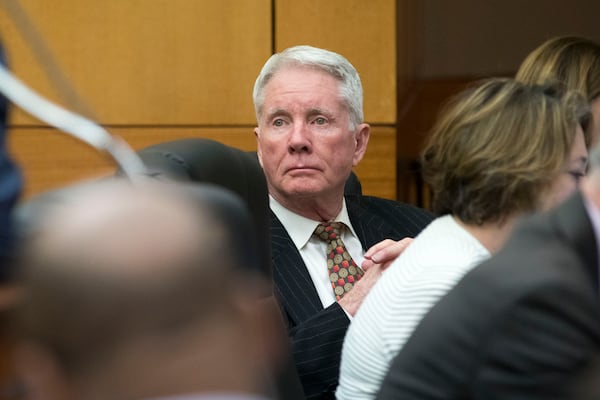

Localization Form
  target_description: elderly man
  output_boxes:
[253,45,433,399]
[11,181,287,400]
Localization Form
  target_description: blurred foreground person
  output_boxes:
[375,98,600,400]
[11,180,285,400]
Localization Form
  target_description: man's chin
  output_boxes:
[278,179,322,195]
[286,185,323,197]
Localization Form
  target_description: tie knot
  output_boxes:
[314,222,344,242]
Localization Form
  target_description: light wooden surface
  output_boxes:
[1,0,400,202]
[276,0,397,125]
[0,0,271,125]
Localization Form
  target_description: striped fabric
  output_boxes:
[271,194,434,400]
[337,215,490,400]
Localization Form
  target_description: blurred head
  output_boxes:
[12,180,277,399]
[516,35,600,145]
[253,46,369,218]
[422,78,589,226]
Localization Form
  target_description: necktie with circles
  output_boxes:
[314,222,364,300]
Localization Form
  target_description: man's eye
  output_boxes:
[314,117,327,125]
[273,119,285,127]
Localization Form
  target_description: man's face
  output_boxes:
[255,66,369,204]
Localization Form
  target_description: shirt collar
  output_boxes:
[269,195,357,250]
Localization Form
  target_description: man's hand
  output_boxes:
[361,238,413,271]
[338,264,385,316]
[338,237,413,316]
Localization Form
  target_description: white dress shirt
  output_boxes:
[270,195,365,309]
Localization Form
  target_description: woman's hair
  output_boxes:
[422,78,588,225]
[516,36,600,146]
[253,45,364,129]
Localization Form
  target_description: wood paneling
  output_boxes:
[275,0,397,125]
[9,126,396,200]
[8,127,252,199]
[397,0,418,101]
[396,77,476,204]
[397,78,476,160]
[354,126,396,200]
[418,0,600,78]
[0,0,271,125]
[2,0,400,202]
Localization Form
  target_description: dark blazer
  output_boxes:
[271,193,434,400]
[376,192,600,400]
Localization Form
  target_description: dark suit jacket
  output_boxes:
[376,192,600,400]
[270,193,434,400]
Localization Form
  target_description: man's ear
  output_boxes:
[254,127,264,168]
[352,123,370,167]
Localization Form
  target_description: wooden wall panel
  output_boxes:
[418,0,600,78]
[354,127,396,200]
[275,0,397,124]
[0,0,271,125]
[396,77,475,205]
[397,0,418,101]
[2,0,400,202]
[8,127,253,199]
[9,126,395,200]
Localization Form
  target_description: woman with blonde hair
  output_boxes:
[336,78,590,400]
[514,35,600,206]
[516,35,600,145]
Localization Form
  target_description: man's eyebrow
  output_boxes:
[307,107,334,118]
[265,108,290,120]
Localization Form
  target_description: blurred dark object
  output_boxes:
[0,42,23,283]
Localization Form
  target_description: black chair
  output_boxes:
[129,138,273,281]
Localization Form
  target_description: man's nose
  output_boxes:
[288,122,311,153]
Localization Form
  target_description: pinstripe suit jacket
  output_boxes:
[270,194,434,400]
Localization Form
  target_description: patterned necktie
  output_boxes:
[314,222,364,300]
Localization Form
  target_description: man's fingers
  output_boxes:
[370,237,413,264]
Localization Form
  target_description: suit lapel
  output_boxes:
[270,196,409,325]
[346,195,398,250]
[270,212,324,324]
